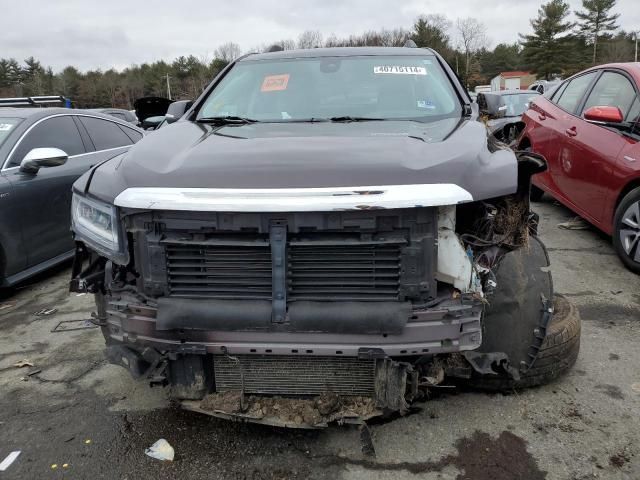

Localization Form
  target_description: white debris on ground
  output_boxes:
[144,439,175,462]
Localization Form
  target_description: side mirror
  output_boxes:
[584,105,623,124]
[19,148,68,174]
[142,116,164,130]
[165,100,193,124]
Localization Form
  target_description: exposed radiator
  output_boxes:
[213,355,376,396]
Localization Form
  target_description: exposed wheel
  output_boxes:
[612,187,640,274]
[465,235,580,391]
[467,294,580,391]
[530,185,545,202]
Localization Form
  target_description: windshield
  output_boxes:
[0,118,22,149]
[501,93,539,117]
[198,55,461,122]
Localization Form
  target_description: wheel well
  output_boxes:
[615,179,640,215]
[517,136,531,150]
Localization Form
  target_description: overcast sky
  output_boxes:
[2,0,639,72]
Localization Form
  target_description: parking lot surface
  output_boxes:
[0,196,639,480]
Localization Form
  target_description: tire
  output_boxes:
[530,185,545,202]
[612,187,640,274]
[468,295,580,391]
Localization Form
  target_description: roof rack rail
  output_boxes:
[0,95,70,108]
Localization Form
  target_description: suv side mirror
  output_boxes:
[165,100,193,124]
[19,148,68,174]
[584,105,623,124]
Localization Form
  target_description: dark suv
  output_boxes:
[70,47,580,427]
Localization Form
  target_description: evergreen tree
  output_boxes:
[575,0,619,64]
[480,43,522,80]
[520,0,574,80]
[411,15,451,53]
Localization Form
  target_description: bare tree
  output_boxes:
[456,18,488,87]
[297,30,323,49]
[214,42,242,63]
[273,38,297,50]
[386,28,412,47]
[601,36,634,62]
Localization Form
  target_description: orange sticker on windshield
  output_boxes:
[261,74,290,92]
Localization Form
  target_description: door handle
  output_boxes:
[538,113,546,121]
[565,127,577,137]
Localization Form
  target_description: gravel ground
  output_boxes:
[0,195,638,480]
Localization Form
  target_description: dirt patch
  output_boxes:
[609,353,620,360]
[578,302,637,324]
[200,391,379,426]
[321,430,546,480]
[447,430,546,480]
[609,451,630,468]
[595,384,625,400]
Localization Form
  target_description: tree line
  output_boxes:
[0,0,636,108]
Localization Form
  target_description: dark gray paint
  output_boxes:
[85,118,517,204]
[0,108,144,286]
[79,49,513,204]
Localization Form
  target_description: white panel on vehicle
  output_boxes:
[114,184,473,212]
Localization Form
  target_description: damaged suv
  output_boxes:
[70,47,581,428]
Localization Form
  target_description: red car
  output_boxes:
[519,63,640,273]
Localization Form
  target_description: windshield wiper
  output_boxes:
[197,116,258,125]
[329,116,386,122]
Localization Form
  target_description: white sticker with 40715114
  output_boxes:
[374,66,427,75]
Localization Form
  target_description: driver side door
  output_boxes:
[4,115,89,267]
[560,70,637,226]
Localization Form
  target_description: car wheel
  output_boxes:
[464,235,580,391]
[613,187,640,274]
[530,185,545,202]
[467,295,580,391]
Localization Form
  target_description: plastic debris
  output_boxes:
[145,439,175,462]
[51,319,97,333]
[63,463,69,468]
[12,360,33,368]
[51,464,58,470]
[631,383,640,394]
[84,439,92,445]
[0,302,15,311]
[0,451,20,472]
[35,308,57,316]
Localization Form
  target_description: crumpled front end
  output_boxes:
[71,164,541,427]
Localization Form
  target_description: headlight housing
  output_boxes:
[71,193,127,264]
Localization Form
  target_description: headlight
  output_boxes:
[72,193,126,263]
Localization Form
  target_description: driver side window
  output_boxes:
[555,71,598,113]
[582,71,637,119]
[9,116,85,168]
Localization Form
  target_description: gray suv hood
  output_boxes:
[84,118,517,204]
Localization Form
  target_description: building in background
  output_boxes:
[490,71,537,91]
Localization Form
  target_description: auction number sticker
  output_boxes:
[374,66,426,75]
[261,74,290,92]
